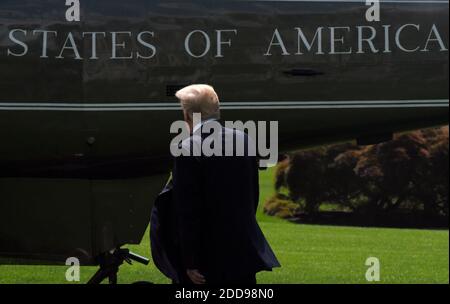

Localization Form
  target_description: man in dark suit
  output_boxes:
[168,84,280,285]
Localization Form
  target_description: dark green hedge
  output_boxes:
[268,127,449,219]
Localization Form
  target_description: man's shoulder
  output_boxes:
[226,128,250,141]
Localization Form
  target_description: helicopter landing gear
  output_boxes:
[87,248,150,284]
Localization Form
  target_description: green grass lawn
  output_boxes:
[0,168,448,284]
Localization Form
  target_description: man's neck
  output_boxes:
[192,118,217,134]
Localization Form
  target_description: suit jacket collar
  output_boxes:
[193,118,219,134]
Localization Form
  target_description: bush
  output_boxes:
[273,127,449,218]
[264,194,301,219]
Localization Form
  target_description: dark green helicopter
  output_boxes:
[0,0,448,283]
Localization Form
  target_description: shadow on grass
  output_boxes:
[288,211,449,230]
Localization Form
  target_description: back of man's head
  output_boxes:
[175,84,220,120]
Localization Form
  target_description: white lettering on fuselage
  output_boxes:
[263,24,448,56]
[4,24,447,60]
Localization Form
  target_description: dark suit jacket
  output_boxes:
[150,180,182,283]
[171,120,280,283]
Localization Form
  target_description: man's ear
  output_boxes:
[183,111,191,123]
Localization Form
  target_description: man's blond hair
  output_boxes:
[175,84,220,120]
